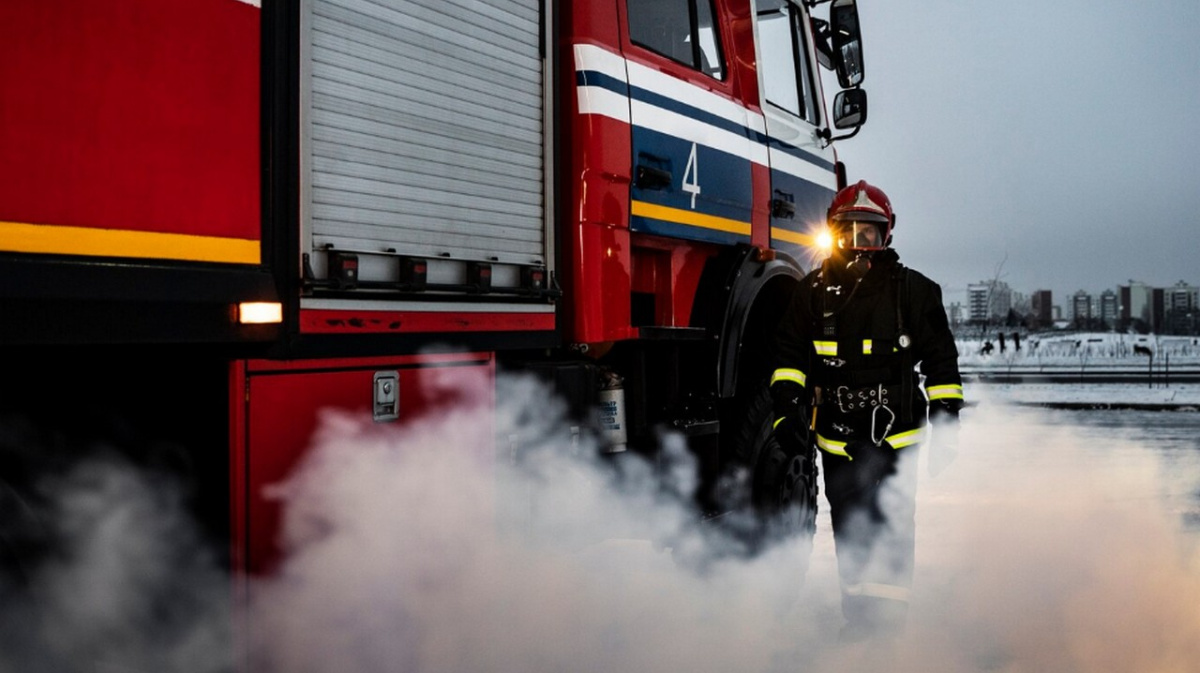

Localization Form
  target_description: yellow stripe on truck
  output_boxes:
[770,227,815,246]
[0,220,261,265]
[631,200,752,236]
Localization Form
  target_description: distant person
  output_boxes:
[980,340,994,356]
[768,181,964,641]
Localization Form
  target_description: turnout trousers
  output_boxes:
[820,440,920,639]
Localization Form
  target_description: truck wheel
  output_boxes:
[729,385,818,550]
[753,423,817,540]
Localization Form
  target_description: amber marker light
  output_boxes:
[237,302,283,324]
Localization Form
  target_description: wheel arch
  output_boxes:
[691,245,805,400]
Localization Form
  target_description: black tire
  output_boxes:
[725,384,818,552]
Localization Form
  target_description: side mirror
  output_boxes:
[832,88,867,129]
[830,0,864,88]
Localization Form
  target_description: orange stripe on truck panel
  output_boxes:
[0,221,261,264]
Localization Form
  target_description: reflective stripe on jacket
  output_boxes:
[816,427,927,457]
[770,367,806,388]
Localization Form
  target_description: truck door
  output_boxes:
[623,0,757,246]
[754,0,838,261]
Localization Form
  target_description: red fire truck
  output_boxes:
[0,0,868,579]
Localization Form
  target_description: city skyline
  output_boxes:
[950,277,1200,334]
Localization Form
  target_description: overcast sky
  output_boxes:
[826,0,1200,308]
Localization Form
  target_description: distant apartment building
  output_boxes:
[1099,289,1118,329]
[966,284,988,323]
[1119,280,1155,331]
[1164,281,1200,334]
[1070,290,1093,326]
[1031,289,1053,328]
[1153,287,1165,331]
[967,280,1012,323]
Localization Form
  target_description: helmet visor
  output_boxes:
[833,218,888,251]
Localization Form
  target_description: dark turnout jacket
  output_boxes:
[770,249,963,457]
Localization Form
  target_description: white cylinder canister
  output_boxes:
[596,385,627,453]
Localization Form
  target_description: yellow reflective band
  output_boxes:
[817,428,927,455]
[770,227,815,246]
[0,220,261,264]
[816,434,849,457]
[773,417,785,429]
[631,200,752,236]
[927,384,965,401]
[770,368,806,387]
[844,582,911,603]
[886,427,926,448]
[813,340,837,356]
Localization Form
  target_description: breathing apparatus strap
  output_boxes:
[894,267,915,424]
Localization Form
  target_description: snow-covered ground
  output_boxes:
[967,381,1200,409]
[954,332,1200,407]
[957,332,1200,367]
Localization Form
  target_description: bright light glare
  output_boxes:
[238,302,283,324]
[815,230,834,252]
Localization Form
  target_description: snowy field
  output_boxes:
[956,332,1200,393]
[967,382,1200,409]
[957,332,1200,369]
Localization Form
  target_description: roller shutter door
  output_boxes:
[305,0,545,271]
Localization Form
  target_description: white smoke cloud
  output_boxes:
[893,387,1200,673]
[249,371,826,673]
[0,453,230,673]
[3,376,1199,673]
[249,375,1200,673]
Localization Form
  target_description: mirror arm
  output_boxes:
[817,126,862,145]
[811,17,830,42]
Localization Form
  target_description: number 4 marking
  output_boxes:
[682,142,701,209]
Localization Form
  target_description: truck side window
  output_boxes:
[756,0,819,124]
[628,0,725,80]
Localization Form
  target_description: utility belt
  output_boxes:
[820,383,904,414]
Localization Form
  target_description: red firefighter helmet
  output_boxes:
[827,180,895,252]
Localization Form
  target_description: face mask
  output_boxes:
[845,253,872,279]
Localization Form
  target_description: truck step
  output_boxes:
[638,326,709,341]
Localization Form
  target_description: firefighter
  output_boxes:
[769,180,963,641]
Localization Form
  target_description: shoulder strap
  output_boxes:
[892,266,916,423]
[893,265,910,342]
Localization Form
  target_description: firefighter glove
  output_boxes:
[927,399,960,477]
[770,379,805,426]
